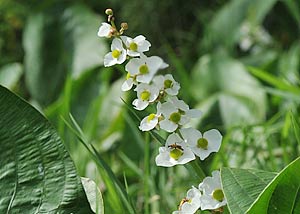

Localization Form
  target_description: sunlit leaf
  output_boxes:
[221,168,276,214]
[247,157,300,213]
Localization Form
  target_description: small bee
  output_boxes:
[168,143,184,151]
[178,197,189,210]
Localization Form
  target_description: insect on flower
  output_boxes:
[168,143,184,151]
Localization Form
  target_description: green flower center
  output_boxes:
[141,91,150,101]
[147,113,156,122]
[129,42,138,51]
[164,79,173,88]
[112,49,121,58]
[139,64,149,74]
[169,148,183,160]
[169,112,181,123]
[212,189,224,202]
[197,138,208,150]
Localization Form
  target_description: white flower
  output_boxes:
[159,97,202,132]
[139,103,161,131]
[121,72,135,91]
[97,23,113,38]
[172,186,201,214]
[199,171,226,210]
[132,83,159,110]
[121,35,151,57]
[125,54,168,84]
[153,74,180,96]
[104,38,127,67]
[155,133,195,167]
[180,128,222,160]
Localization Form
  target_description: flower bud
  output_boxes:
[105,8,113,16]
[121,22,128,30]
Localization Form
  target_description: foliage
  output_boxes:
[0,0,300,213]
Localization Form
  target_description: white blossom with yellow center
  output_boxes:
[199,170,227,210]
[153,74,180,96]
[159,97,202,133]
[125,54,168,84]
[180,128,222,160]
[104,38,127,67]
[132,83,159,110]
[172,186,201,214]
[155,133,195,167]
[139,103,162,131]
[121,35,151,57]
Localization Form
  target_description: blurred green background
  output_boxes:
[1,0,300,213]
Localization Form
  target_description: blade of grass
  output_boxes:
[247,66,300,95]
[62,115,136,214]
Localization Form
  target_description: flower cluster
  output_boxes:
[173,171,226,214]
[97,9,223,168]
[97,8,227,213]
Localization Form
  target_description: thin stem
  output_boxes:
[144,132,150,214]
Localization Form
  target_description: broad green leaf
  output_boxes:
[203,0,277,49]
[221,168,276,214]
[23,4,106,106]
[81,177,104,214]
[247,157,300,213]
[191,53,266,128]
[23,9,66,106]
[0,63,23,90]
[0,85,94,213]
[61,4,107,79]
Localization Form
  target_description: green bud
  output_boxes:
[105,8,113,15]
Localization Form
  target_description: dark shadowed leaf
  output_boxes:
[0,85,94,214]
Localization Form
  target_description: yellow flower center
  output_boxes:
[112,49,121,58]
[126,72,131,80]
[212,189,224,202]
[169,148,183,160]
[164,79,173,88]
[197,138,208,150]
[129,42,138,51]
[169,112,181,123]
[141,91,150,101]
[147,113,156,122]
[139,64,149,74]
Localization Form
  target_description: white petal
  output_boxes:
[104,52,117,67]
[203,129,222,152]
[125,58,140,75]
[132,99,149,110]
[139,116,158,131]
[111,38,123,50]
[121,79,134,91]
[185,109,202,118]
[180,128,202,147]
[97,23,111,37]
[134,35,146,43]
[159,119,178,132]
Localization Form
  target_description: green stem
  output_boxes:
[144,132,150,214]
